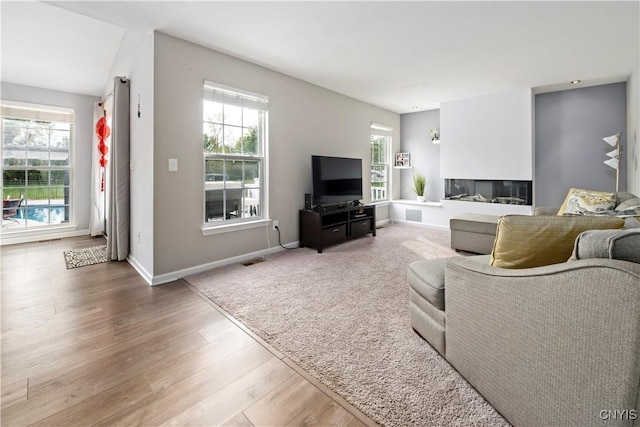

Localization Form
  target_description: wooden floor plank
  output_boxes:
[96,343,276,427]
[222,412,255,427]
[27,376,154,427]
[243,374,324,426]
[285,393,357,426]
[143,327,257,393]
[2,331,208,426]
[162,356,295,426]
[0,378,28,410]
[1,298,215,387]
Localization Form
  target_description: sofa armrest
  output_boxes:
[533,206,558,216]
[444,257,640,426]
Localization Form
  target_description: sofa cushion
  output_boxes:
[557,188,617,215]
[490,215,625,269]
[450,213,499,235]
[615,195,640,211]
[571,229,640,264]
[615,192,640,209]
[407,258,446,310]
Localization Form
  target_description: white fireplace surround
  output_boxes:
[439,88,533,181]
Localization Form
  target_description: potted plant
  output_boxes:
[411,172,427,202]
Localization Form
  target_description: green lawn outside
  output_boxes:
[2,186,66,200]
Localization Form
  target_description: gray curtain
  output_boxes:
[106,77,130,261]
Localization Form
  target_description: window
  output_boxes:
[370,123,391,202]
[203,82,267,224]
[1,101,74,230]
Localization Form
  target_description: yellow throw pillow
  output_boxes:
[490,215,625,269]
[557,188,616,215]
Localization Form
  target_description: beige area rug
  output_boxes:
[63,245,108,269]
[185,222,508,426]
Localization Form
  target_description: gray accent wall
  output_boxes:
[399,109,442,201]
[535,83,627,207]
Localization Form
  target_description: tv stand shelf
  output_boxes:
[299,205,376,253]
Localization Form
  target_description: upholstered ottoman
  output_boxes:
[408,258,447,355]
[450,213,499,254]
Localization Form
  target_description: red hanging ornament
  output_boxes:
[96,116,110,139]
[95,115,111,192]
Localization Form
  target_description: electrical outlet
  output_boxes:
[272,220,279,230]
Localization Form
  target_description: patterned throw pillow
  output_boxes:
[557,188,617,215]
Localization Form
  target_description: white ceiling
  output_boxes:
[2,1,639,113]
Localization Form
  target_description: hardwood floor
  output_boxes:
[1,235,377,426]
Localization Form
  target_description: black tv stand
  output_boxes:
[299,205,376,253]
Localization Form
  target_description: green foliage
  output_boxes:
[3,186,65,200]
[203,133,220,153]
[371,136,387,163]
[411,171,426,196]
[238,127,257,155]
[204,126,257,155]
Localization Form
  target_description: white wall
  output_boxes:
[152,32,399,276]
[101,30,154,278]
[628,65,639,195]
[0,82,98,235]
[440,88,533,180]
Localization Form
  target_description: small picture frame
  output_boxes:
[395,152,411,167]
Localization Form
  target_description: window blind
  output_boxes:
[204,81,269,111]
[371,123,392,137]
[0,101,75,123]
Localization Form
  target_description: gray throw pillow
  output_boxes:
[615,195,640,211]
[570,229,640,264]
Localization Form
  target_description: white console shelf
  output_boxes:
[391,199,533,228]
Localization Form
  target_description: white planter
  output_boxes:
[416,196,425,202]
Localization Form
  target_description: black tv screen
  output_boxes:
[312,155,363,206]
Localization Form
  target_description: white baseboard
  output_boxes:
[126,254,154,286]
[390,219,450,230]
[0,227,90,246]
[146,241,300,286]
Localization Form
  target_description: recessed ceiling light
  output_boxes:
[571,80,581,84]
[411,106,419,110]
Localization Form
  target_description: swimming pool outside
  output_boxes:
[5,205,68,226]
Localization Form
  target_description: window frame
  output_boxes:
[202,81,268,230]
[370,123,392,203]
[1,100,74,231]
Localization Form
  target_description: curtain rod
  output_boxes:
[98,92,113,107]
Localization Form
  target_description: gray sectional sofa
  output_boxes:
[409,192,640,425]
[449,191,640,254]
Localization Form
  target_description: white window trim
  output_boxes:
[201,218,271,236]
[201,81,269,230]
[1,100,75,232]
[371,123,392,203]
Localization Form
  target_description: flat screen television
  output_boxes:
[311,155,363,207]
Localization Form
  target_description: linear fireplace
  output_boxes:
[445,179,532,205]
